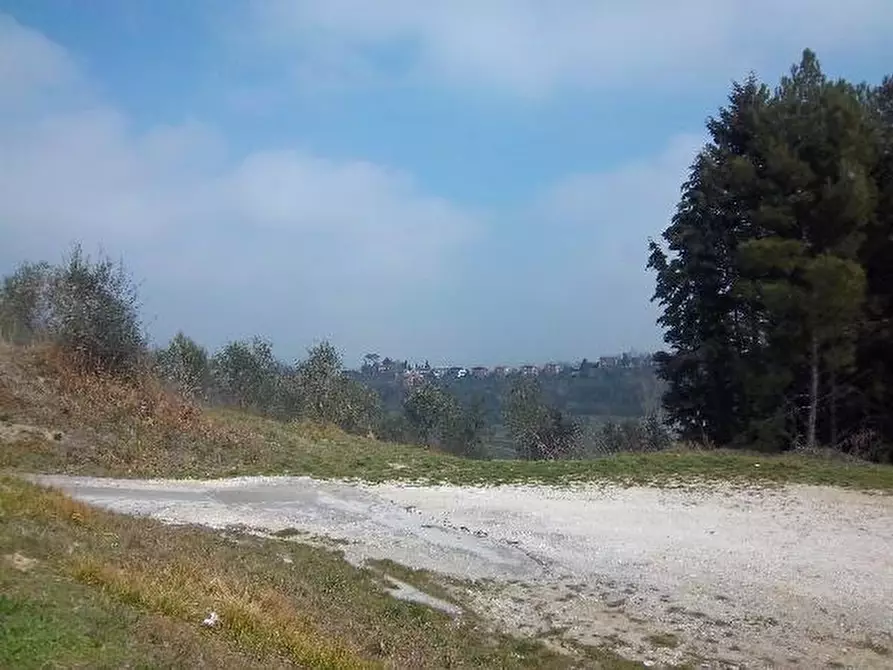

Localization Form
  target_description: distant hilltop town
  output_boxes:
[351,352,656,386]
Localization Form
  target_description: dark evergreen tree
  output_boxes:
[648,76,772,445]
[736,51,875,450]
[845,76,893,460]
[650,49,886,456]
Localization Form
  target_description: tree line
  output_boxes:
[355,361,658,419]
[0,246,667,459]
[649,49,893,462]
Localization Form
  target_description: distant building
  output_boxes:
[520,364,539,376]
[402,369,427,388]
[631,354,656,367]
[471,366,489,378]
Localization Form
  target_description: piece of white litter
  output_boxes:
[202,611,220,627]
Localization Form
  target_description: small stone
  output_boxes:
[5,552,38,573]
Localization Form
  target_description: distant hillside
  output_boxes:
[348,356,662,422]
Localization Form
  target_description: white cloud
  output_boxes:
[246,0,893,97]
[0,14,80,105]
[0,14,477,358]
[536,133,704,249]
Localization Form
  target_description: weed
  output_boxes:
[856,637,891,656]
[647,633,680,649]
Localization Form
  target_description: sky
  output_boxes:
[1,1,892,367]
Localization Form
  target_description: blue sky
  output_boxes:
[2,1,892,366]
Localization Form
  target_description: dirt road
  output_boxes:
[31,474,893,668]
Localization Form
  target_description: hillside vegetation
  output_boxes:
[2,343,892,490]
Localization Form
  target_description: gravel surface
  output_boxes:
[31,474,893,669]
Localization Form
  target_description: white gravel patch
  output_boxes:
[29,474,893,668]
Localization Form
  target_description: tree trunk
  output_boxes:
[830,366,838,449]
[807,332,819,451]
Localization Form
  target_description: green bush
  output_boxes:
[154,332,211,400]
[503,377,580,460]
[0,245,146,375]
[210,337,281,411]
[0,261,52,344]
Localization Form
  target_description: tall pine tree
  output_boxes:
[648,76,771,445]
[736,51,875,450]
[651,50,885,455]
[845,76,893,460]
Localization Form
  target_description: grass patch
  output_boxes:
[1,474,633,668]
[647,632,680,649]
[0,557,277,669]
[70,557,364,669]
[7,406,893,490]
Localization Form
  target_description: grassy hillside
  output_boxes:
[3,343,893,669]
[2,343,893,490]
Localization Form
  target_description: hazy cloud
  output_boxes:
[0,14,478,360]
[244,0,893,97]
[458,134,705,362]
[0,13,80,105]
[536,134,704,241]
[3,7,836,363]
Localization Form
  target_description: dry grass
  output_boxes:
[43,344,252,448]
[72,558,369,669]
[0,577,282,670]
[1,480,284,668]
[0,343,264,476]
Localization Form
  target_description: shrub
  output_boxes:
[503,377,580,460]
[0,261,52,344]
[291,342,383,433]
[210,337,281,411]
[0,245,146,375]
[155,332,211,400]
